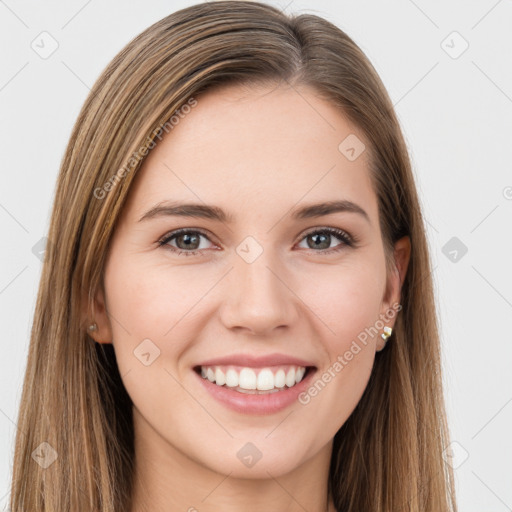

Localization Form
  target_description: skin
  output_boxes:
[89,82,410,512]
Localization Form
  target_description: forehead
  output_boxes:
[123,83,378,226]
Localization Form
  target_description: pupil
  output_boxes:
[180,233,198,249]
[310,233,329,249]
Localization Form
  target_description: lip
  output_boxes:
[193,365,317,415]
[195,352,316,369]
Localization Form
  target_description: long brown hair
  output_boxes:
[9,2,457,510]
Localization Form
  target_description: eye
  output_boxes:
[297,227,355,254]
[157,228,215,256]
[157,227,356,257]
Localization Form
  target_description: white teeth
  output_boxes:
[215,367,226,386]
[198,365,308,392]
[257,369,274,391]
[225,368,238,388]
[239,368,257,390]
[274,369,286,388]
[285,368,296,387]
[295,367,305,383]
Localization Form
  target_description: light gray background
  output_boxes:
[1,1,511,510]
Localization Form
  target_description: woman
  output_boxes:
[9,1,458,511]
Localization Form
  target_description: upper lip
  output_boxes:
[195,353,317,369]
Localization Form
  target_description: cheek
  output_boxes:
[104,254,205,340]
[103,258,200,426]
[297,257,386,350]
[294,262,386,429]
[103,256,194,379]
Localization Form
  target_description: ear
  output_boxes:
[83,282,113,345]
[376,236,411,351]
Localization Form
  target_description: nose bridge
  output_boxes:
[220,238,297,334]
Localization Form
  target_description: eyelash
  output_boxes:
[157,227,357,257]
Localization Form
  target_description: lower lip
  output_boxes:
[193,368,317,415]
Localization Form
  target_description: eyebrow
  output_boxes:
[138,199,370,224]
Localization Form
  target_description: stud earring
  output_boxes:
[381,326,392,341]
[88,323,98,332]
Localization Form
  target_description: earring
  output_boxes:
[88,323,98,332]
[381,326,392,342]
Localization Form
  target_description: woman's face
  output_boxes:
[93,83,409,479]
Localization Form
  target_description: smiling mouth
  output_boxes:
[193,365,316,394]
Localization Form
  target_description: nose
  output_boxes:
[219,250,299,336]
